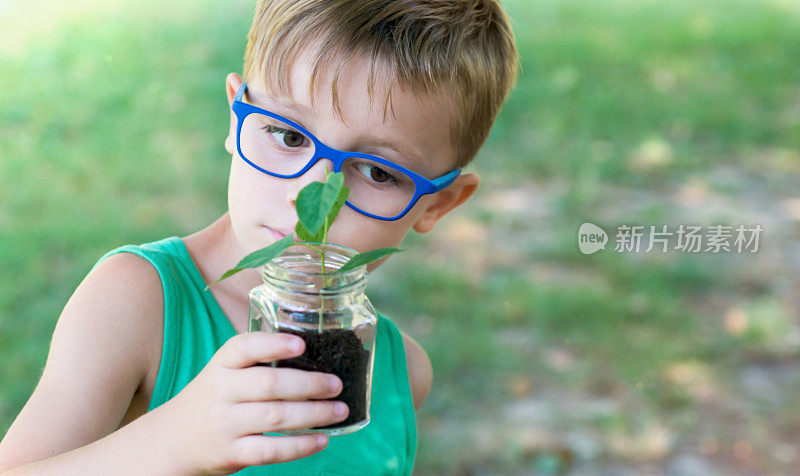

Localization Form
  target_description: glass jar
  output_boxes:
[248,243,378,436]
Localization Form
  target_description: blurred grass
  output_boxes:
[490,0,800,188]
[2,0,799,473]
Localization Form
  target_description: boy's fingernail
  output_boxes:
[334,402,347,416]
[316,435,328,448]
[328,376,340,393]
[288,338,303,353]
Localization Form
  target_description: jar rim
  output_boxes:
[260,243,367,294]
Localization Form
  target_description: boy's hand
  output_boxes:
[160,331,348,475]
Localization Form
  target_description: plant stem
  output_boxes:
[317,215,331,334]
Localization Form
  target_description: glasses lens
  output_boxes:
[239,112,315,176]
[342,156,417,218]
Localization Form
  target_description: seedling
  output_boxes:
[210,169,399,432]
[210,168,401,331]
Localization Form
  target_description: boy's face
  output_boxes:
[224,50,478,269]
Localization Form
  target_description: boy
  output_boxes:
[0,0,517,474]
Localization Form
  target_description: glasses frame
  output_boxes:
[232,82,461,221]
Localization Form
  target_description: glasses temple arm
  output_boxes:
[431,168,461,191]
[234,82,248,102]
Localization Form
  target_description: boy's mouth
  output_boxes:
[263,226,289,241]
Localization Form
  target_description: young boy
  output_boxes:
[0,0,517,474]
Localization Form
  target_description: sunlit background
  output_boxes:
[1,0,799,473]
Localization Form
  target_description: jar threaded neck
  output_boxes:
[260,243,367,297]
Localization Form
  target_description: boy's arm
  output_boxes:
[0,253,166,472]
[401,332,433,410]
[0,252,348,474]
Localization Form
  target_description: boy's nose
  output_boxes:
[286,158,335,207]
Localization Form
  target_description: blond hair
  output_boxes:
[243,0,518,168]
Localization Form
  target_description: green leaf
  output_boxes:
[339,247,402,272]
[208,234,295,287]
[296,172,345,237]
[295,182,326,236]
[296,183,350,243]
[234,234,296,269]
[326,169,344,191]
[295,220,321,242]
[326,184,350,226]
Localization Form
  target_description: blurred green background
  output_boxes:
[1,0,799,473]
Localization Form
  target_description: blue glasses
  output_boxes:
[232,82,461,221]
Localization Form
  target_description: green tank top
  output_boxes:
[95,236,417,475]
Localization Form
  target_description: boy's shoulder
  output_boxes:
[78,249,165,360]
[92,236,186,272]
[72,241,175,379]
[399,330,433,410]
[74,248,166,405]
[88,248,164,303]
[88,235,195,330]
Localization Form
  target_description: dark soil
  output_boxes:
[273,311,371,429]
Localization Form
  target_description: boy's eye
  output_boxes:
[263,125,307,148]
[354,162,398,185]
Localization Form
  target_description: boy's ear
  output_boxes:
[412,173,480,234]
[224,73,244,155]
